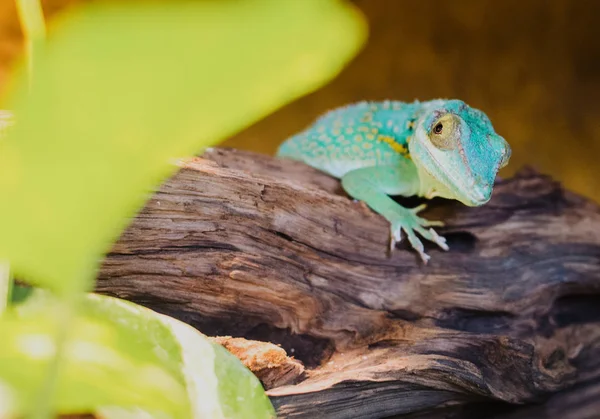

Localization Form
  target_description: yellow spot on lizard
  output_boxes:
[377,135,411,158]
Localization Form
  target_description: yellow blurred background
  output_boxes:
[1,0,599,202]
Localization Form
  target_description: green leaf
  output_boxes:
[212,342,276,419]
[157,311,275,419]
[0,291,189,417]
[0,0,366,294]
[0,290,275,418]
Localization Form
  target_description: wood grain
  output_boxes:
[97,148,600,418]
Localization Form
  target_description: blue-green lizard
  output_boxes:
[276,99,511,263]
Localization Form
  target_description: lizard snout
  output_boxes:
[463,179,492,206]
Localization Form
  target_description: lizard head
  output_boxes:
[408,99,511,207]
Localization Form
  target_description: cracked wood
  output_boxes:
[97,148,600,419]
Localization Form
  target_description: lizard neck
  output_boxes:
[413,161,457,200]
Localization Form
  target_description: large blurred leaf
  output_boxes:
[1,289,275,418]
[0,0,366,293]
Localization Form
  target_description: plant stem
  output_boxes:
[6,0,46,320]
[3,0,46,314]
[16,3,51,416]
[14,3,53,417]
[31,294,77,419]
[15,0,47,89]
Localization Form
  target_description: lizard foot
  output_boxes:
[388,204,448,263]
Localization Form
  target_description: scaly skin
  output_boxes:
[277,99,511,263]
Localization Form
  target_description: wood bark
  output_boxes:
[97,148,600,419]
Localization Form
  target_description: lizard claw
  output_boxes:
[405,229,430,264]
[390,224,402,251]
[418,250,431,264]
[427,227,449,251]
[387,205,448,263]
[389,222,433,264]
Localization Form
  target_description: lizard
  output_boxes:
[276,99,511,263]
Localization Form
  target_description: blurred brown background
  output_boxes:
[1,0,599,201]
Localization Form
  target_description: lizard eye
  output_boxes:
[429,114,460,150]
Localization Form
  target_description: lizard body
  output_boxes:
[277,99,510,263]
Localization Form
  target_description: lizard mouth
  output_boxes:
[461,189,491,206]
[413,145,491,207]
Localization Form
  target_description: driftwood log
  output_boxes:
[96,148,600,419]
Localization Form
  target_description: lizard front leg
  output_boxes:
[341,165,448,263]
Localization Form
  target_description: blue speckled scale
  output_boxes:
[277,100,421,177]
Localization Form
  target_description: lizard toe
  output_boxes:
[414,225,449,251]
[405,228,429,264]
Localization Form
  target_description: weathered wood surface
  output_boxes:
[97,148,600,419]
[209,336,305,390]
